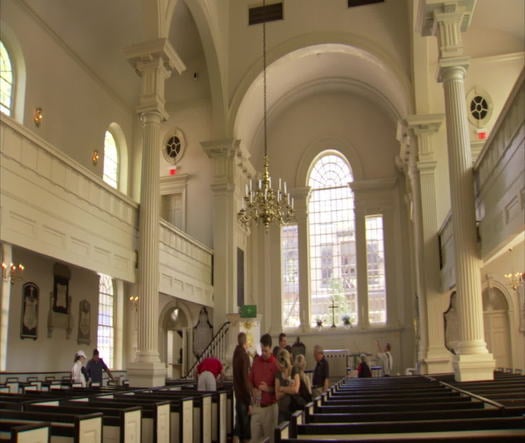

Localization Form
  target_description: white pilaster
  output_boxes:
[125,39,185,387]
[420,0,494,381]
[201,139,242,327]
[405,115,452,373]
[0,243,13,371]
[293,187,311,331]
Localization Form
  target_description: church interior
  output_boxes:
[1,0,524,395]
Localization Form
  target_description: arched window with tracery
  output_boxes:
[0,40,14,116]
[307,152,357,326]
[103,130,119,189]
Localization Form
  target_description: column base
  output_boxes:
[419,345,453,374]
[127,360,167,387]
[452,352,495,382]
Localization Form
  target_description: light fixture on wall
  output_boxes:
[237,2,294,231]
[91,150,100,166]
[504,271,525,291]
[504,248,524,291]
[129,295,139,310]
[1,262,25,285]
[33,107,43,127]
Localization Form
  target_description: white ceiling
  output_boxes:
[19,0,525,119]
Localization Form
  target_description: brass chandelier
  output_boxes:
[238,6,294,231]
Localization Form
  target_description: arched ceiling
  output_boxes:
[234,43,410,157]
[13,0,525,124]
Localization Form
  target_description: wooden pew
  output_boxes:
[124,390,213,443]
[276,413,525,441]
[21,402,141,443]
[315,398,484,413]
[0,409,102,443]
[94,394,193,443]
[165,388,228,443]
[0,421,50,443]
[73,397,170,443]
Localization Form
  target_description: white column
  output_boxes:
[420,1,494,381]
[0,243,13,371]
[201,139,242,327]
[125,39,185,387]
[293,187,311,331]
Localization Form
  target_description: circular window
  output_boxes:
[162,129,186,165]
[470,96,488,121]
[466,87,492,129]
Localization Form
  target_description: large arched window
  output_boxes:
[308,152,356,326]
[0,40,14,116]
[103,130,119,189]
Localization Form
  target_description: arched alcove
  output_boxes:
[159,301,192,379]
[482,286,511,369]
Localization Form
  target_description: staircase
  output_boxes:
[184,321,231,379]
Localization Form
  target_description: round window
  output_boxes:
[162,129,186,165]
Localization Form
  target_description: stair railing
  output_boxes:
[183,320,231,379]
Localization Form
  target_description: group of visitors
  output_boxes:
[71,348,114,387]
[233,332,330,443]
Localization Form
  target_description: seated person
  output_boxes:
[357,354,372,378]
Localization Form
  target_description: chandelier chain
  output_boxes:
[237,2,294,231]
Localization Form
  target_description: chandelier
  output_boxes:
[237,4,294,231]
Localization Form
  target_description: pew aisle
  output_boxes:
[275,375,525,442]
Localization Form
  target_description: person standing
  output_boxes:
[275,349,299,423]
[250,333,279,443]
[278,332,292,353]
[85,349,114,386]
[196,356,223,391]
[71,350,88,387]
[376,340,393,376]
[292,353,312,406]
[311,345,329,398]
[232,332,251,443]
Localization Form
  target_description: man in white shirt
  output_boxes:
[376,340,393,376]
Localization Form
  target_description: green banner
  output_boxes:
[239,305,257,318]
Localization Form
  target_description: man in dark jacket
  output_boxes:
[232,332,251,443]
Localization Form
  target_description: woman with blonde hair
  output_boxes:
[275,349,299,423]
[292,354,312,407]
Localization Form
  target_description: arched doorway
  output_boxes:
[483,287,511,369]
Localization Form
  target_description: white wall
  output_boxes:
[7,247,99,372]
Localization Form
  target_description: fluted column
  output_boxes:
[293,186,311,331]
[125,39,185,387]
[137,110,162,361]
[420,1,494,381]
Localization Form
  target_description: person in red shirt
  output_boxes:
[249,333,279,443]
[197,356,223,391]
